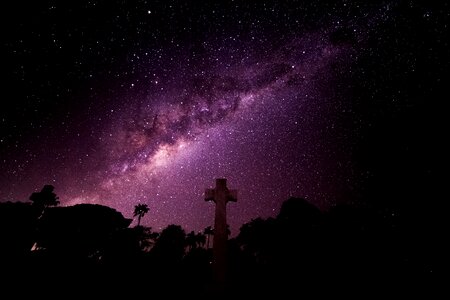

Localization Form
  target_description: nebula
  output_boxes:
[59,29,353,233]
[2,1,440,235]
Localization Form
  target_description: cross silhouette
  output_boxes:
[205,178,237,285]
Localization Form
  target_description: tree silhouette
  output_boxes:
[29,185,60,214]
[151,224,186,264]
[195,232,206,248]
[133,225,159,252]
[185,231,206,252]
[203,226,214,249]
[133,203,149,227]
[37,204,131,257]
[186,231,197,251]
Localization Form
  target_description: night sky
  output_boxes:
[1,1,446,234]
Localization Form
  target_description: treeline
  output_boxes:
[0,185,436,296]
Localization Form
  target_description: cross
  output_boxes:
[205,178,237,286]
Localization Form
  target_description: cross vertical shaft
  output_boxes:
[205,178,237,286]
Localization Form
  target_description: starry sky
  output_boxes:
[1,1,446,234]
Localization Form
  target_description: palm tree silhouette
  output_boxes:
[195,232,206,249]
[186,231,207,252]
[133,203,149,227]
[186,231,197,251]
[204,226,214,249]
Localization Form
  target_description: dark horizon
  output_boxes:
[0,191,440,296]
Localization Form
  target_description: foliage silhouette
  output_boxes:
[204,226,214,249]
[151,224,186,264]
[36,204,131,258]
[186,230,206,251]
[0,188,439,296]
[133,203,149,227]
[196,231,206,248]
[29,185,60,214]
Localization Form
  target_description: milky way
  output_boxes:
[1,1,445,234]
[70,31,352,232]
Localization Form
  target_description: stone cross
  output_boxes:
[205,178,237,285]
